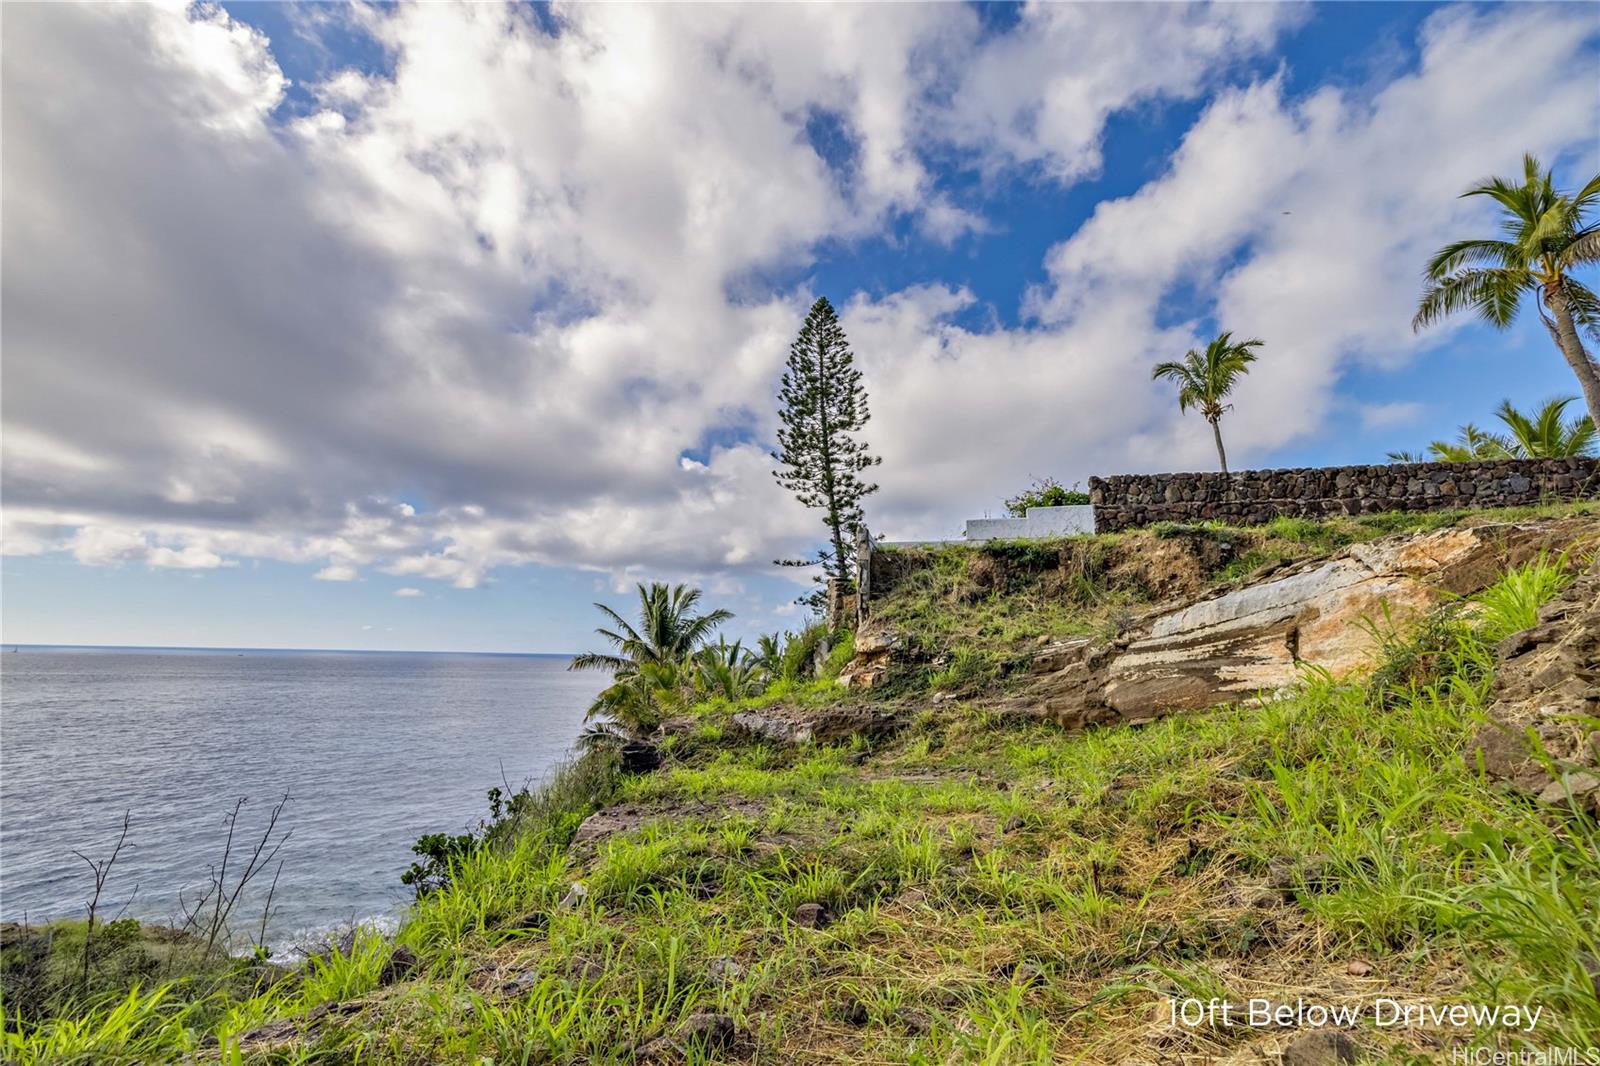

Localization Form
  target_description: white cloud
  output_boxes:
[1359,402,1426,432]
[1,1,1594,594]
[946,3,1301,181]
[394,587,424,598]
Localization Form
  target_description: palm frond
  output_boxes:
[1413,268,1529,331]
[1424,238,1520,279]
[1562,279,1600,345]
[1495,396,1596,458]
[1572,173,1600,215]
[569,652,633,673]
[1560,229,1600,268]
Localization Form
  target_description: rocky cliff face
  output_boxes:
[845,516,1597,734]
[1468,553,1600,815]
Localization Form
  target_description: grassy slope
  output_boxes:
[5,504,1600,1065]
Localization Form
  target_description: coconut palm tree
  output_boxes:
[569,582,732,678]
[1385,396,1595,463]
[752,633,785,681]
[1151,331,1263,473]
[570,582,731,739]
[1414,155,1600,427]
[694,639,763,701]
[1493,396,1596,458]
[1414,423,1514,463]
[578,662,685,747]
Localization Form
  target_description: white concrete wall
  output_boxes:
[963,505,1095,542]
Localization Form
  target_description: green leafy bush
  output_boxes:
[1003,476,1089,517]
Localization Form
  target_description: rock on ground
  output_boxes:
[571,799,765,851]
[1279,1029,1360,1066]
[730,704,898,746]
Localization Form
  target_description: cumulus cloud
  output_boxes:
[1359,402,1427,432]
[313,565,360,582]
[1,1,1594,593]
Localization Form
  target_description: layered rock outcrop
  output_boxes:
[1035,519,1592,725]
[1098,523,1536,721]
[846,517,1595,731]
[1467,555,1600,813]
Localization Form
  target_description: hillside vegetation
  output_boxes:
[5,503,1600,1065]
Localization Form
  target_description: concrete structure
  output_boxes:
[962,505,1096,542]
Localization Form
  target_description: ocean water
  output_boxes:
[0,647,604,949]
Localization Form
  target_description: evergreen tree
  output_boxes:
[772,296,881,600]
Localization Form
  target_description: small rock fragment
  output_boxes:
[567,956,605,982]
[501,970,540,995]
[1280,1029,1359,1066]
[1578,952,1600,1002]
[707,956,743,984]
[678,1012,735,1049]
[1267,856,1335,898]
[557,882,589,910]
[378,944,418,986]
[1537,771,1600,809]
[792,902,831,929]
[1009,961,1046,986]
[510,910,546,931]
[638,1012,737,1060]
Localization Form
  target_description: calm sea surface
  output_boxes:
[0,647,604,948]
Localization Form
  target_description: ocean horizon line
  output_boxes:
[1,642,580,659]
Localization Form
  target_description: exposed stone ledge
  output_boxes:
[1003,516,1597,727]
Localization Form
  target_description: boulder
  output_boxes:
[838,623,901,689]
[730,705,898,746]
[378,945,418,986]
[619,741,662,774]
[572,798,766,850]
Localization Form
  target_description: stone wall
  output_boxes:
[1088,458,1600,533]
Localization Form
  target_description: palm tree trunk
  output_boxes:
[1210,417,1229,473]
[1546,288,1600,429]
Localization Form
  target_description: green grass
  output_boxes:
[7,512,1599,1063]
[1474,549,1573,642]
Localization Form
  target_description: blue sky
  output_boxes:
[2,2,1596,653]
